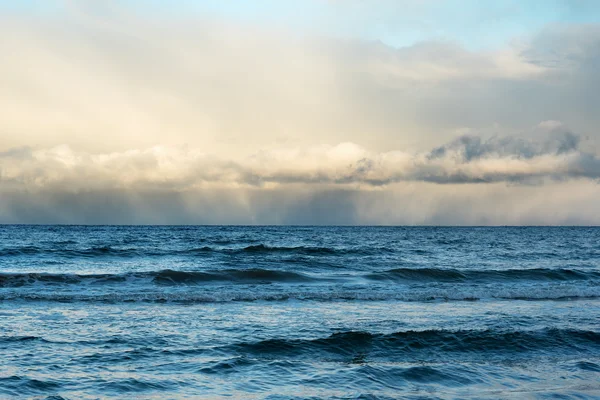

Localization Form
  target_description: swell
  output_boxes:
[151,269,317,284]
[2,267,598,288]
[0,244,385,258]
[0,246,145,258]
[2,283,599,302]
[0,335,50,343]
[239,244,339,255]
[0,268,316,287]
[367,267,600,282]
[226,328,600,359]
[0,376,62,397]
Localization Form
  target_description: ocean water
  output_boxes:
[1,226,599,399]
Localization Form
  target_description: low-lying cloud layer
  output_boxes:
[2,128,598,191]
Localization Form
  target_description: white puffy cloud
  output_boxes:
[2,126,598,191]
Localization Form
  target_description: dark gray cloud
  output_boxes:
[428,131,581,161]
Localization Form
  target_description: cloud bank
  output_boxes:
[1,128,598,191]
[2,127,599,225]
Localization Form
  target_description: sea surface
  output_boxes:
[1,225,599,399]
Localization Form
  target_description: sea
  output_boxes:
[1,225,599,399]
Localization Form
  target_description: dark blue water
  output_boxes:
[1,226,599,399]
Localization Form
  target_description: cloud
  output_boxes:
[1,3,600,224]
[2,5,600,156]
[1,126,598,191]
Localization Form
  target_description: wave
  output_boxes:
[0,246,144,258]
[0,272,127,287]
[2,283,599,303]
[0,243,389,258]
[3,266,597,288]
[0,268,317,288]
[151,269,317,284]
[182,244,384,256]
[226,328,600,359]
[240,244,335,254]
[0,335,48,343]
[367,267,600,283]
[0,376,62,397]
[197,356,480,387]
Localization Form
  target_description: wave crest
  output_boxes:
[227,328,600,359]
[367,267,600,282]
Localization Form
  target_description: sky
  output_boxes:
[1,0,600,225]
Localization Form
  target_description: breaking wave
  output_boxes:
[0,269,317,287]
[2,267,598,288]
